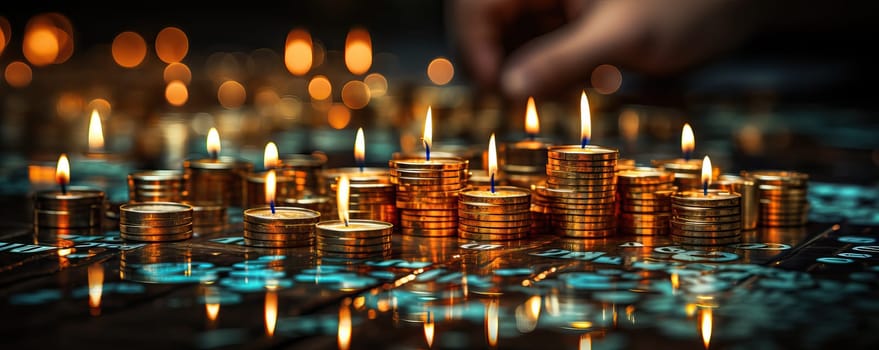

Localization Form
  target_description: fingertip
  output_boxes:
[500,67,531,101]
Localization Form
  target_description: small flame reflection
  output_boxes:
[338,300,352,350]
[485,299,498,347]
[700,308,713,349]
[87,263,104,316]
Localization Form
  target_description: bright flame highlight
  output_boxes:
[337,175,350,224]
[526,295,541,321]
[264,142,279,169]
[354,128,366,165]
[525,97,540,136]
[671,273,680,292]
[580,91,591,146]
[701,308,713,349]
[701,155,712,194]
[88,110,104,152]
[486,299,498,347]
[56,153,70,188]
[338,302,352,350]
[488,133,498,179]
[264,288,277,337]
[423,107,433,158]
[206,128,221,158]
[579,333,592,350]
[424,312,435,348]
[265,170,276,206]
[88,263,104,316]
[682,123,695,157]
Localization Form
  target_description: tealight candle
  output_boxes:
[315,175,394,256]
[241,170,320,248]
[651,123,720,189]
[500,97,554,187]
[183,128,253,208]
[34,154,106,229]
[243,142,296,209]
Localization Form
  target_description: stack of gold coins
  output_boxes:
[119,202,193,242]
[315,219,394,258]
[277,153,327,200]
[544,145,619,238]
[529,182,551,235]
[183,157,253,208]
[500,140,549,189]
[185,202,227,234]
[321,168,396,226]
[34,187,106,229]
[242,207,320,248]
[458,186,531,240]
[617,159,636,173]
[653,159,720,190]
[242,171,295,209]
[714,174,758,230]
[390,158,468,236]
[617,168,675,235]
[743,170,809,227]
[670,190,742,245]
[282,197,333,215]
[127,170,184,203]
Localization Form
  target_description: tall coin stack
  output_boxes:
[127,170,184,203]
[119,202,194,242]
[278,153,327,200]
[321,169,397,227]
[744,170,809,227]
[544,145,619,238]
[390,158,468,237]
[183,157,252,208]
[242,207,320,248]
[529,182,551,235]
[458,186,531,240]
[34,187,105,229]
[616,169,675,235]
[670,190,742,245]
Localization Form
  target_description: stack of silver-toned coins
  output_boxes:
[458,186,531,240]
[119,202,194,242]
[315,220,394,258]
[529,182,551,235]
[390,158,469,237]
[242,207,320,248]
[183,157,252,208]
[127,170,184,203]
[34,187,105,229]
[670,190,742,245]
[543,145,619,238]
[617,169,675,235]
[744,170,809,227]
[321,168,397,227]
[187,202,227,233]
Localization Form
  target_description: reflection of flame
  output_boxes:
[423,107,433,152]
[487,134,497,179]
[579,333,591,350]
[355,128,366,164]
[337,175,350,224]
[88,109,104,152]
[338,301,352,350]
[700,308,712,349]
[345,28,372,75]
[264,142,279,169]
[88,263,104,316]
[671,273,680,292]
[682,123,695,155]
[486,299,498,347]
[580,91,591,144]
[206,128,221,156]
[526,295,541,322]
[265,170,276,205]
[525,97,539,135]
[205,287,220,323]
[264,287,278,337]
[56,153,70,187]
[424,312,435,348]
[701,156,712,189]
[515,295,541,333]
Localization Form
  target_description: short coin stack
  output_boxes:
[315,220,394,258]
[242,207,320,248]
[128,170,184,203]
[120,202,194,242]
[744,170,809,227]
[322,169,397,227]
[34,187,105,229]
[390,158,468,237]
[671,190,742,245]
[617,168,675,235]
[500,139,550,188]
[458,186,531,240]
[186,202,227,233]
[278,153,327,200]
[543,145,619,238]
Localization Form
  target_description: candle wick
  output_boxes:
[60,183,67,195]
[358,162,364,173]
[210,151,218,160]
[490,173,495,194]
[344,218,349,227]
[684,151,691,162]
[581,137,590,148]
[703,181,708,196]
[425,144,431,161]
[270,200,275,214]
[528,133,535,141]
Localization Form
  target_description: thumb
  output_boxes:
[500,9,639,100]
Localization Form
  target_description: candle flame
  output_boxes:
[205,288,220,322]
[525,96,539,136]
[264,287,277,337]
[424,312,435,348]
[488,133,497,179]
[88,109,104,152]
[206,128,221,157]
[56,153,70,187]
[423,107,433,154]
[354,128,366,164]
[701,308,713,349]
[526,295,541,321]
[580,91,591,146]
[671,273,680,292]
[264,142,279,169]
[579,333,592,350]
[682,123,695,155]
[88,263,104,316]
[701,155,712,191]
[486,299,499,347]
[265,170,276,205]
[337,175,350,225]
[338,301,352,350]
[345,28,372,75]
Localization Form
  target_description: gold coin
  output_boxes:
[458,218,531,228]
[390,158,468,169]
[670,234,742,245]
[395,176,466,186]
[315,228,393,239]
[395,184,466,192]
[120,202,193,221]
[460,187,531,204]
[459,231,529,241]
[617,169,675,185]
[546,164,617,173]
[546,168,617,179]
[120,231,193,242]
[551,213,616,223]
[401,213,459,222]
[458,223,531,235]
[119,217,193,227]
[619,212,671,221]
[244,237,313,248]
[672,191,741,207]
[400,219,459,229]
[243,221,315,234]
[672,205,741,217]
[671,220,742,232]
[672,214,740,223]
[399,209,458,217]
[546,202,617,212]
[395,201,458,210]
[244,231,315,242]
[744,170,808,186]
[119,223,192,235]
[619,227,670,236]
[458,201,530,213]
[553,220,617,231]
[400,227,458,237]
[243,207,320,224]
[547,145,619,160]
[316,235,391,246]
[395,195,459,204]
[318,242,392,253]
[316,250,392,259]
[557,228,617,238]
[458,212,531,222]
